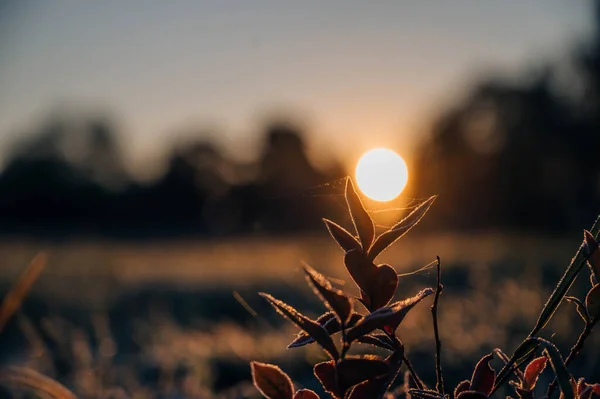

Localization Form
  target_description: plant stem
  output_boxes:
[431,256,445,395]
[547,319,596,397]
[403,355,424,391]
[387,332,424,391]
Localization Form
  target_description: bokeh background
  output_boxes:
[0,1,599,398]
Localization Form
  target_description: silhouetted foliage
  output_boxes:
[412,0,600,232]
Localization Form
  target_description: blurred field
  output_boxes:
[0,232,599,398]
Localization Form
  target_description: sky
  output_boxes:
[0,1,594,178]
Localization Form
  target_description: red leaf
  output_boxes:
[293,389,320,399]
[454,380,471,398]
[251,362,294,399]
[313,357,390,399]
[345,178,375,251]
[523,356,547,390]
[314,361,340,399]
[470,353,495,396]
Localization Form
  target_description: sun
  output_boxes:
[355,148,409,201]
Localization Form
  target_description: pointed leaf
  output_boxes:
[356,334,396,351]
[531,338,574,399]
[470,353,495,396]
[585,284,600,322]
[293,389,319,399]
[323,219,361,253]
[251,362,294,399]
[531,220,600,336]
[303,264,353,324]
[494,339,540,393]
[523,356,547,390]
[346,178,375,251]
[584,230,600,280]
[346,288,434,342]
[368,196,436,260]
[288,312,362,348]
[260,293,339,360]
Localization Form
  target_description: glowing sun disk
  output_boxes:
[355,148,408,201]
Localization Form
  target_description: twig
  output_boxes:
[403,355,425,391]
[387,332,424,391]
[431,256,445,395]
[547,319,596,397]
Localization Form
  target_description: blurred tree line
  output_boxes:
[0,1,599,238]
[413,0,600,232]
[0,118,344,238]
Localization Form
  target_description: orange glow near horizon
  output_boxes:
[355,148,409,202]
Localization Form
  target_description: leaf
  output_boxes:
[522,356,547,390]
[287,312,362,348]
[454,380,471,398]
[369,264,399,311]
[584,230,600,280]
[251,362,294,399]
[345,178,375,251]
[367,195,437,260]
[347,377,388,399]
[493,339,540,394]
[303,264,353,324]
[531,338,574,399]
[314,357,389,399]
[293,389,320,399]
[344,250,399,311]
[565,296,590,324]
[323,219,362,253]
[470,353,495,396]
[344,249,376,295]
[585,284,600,322]
[260,293,339,360]
[531,219,600,336]
[313,361,340,399]
[356,334,396,351]
[346,288,434,342]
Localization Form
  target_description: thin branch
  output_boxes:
[547,319,596,397]
[431,256,445,395]
[387,332,424,391]
[403,355,425,391]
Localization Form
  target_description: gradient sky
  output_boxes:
[0,1,593,178]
